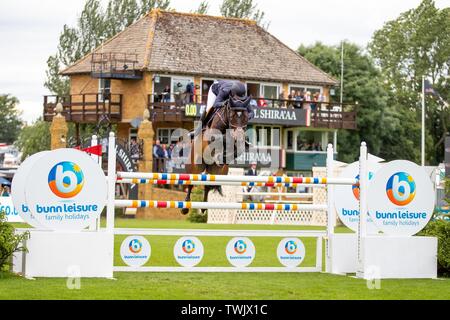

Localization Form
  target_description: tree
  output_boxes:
[0,95,22,144]
[15,119,51,160]
[0,212,29,272]
[298,42,422,163]
[45,0,171,96]
[194,1,209,14]
[369,0,450,164]
[220,0,269,29]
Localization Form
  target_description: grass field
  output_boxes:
[1,219,449,300]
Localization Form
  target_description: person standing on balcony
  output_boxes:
[303,91,311,110]
[162,85,171,102]
[153,140,164,158]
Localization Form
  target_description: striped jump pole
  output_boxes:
[116,178,327,188]
[116,172,356,185]
[114,200,327,211]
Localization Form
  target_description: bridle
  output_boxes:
[215,101,248,131]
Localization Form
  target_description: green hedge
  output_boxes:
[419,219,450,277]
[0,212,29,272]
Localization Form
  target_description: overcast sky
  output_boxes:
[0,0,448,123]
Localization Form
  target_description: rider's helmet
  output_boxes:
[230,81,251,109]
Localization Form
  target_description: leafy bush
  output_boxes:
[0,211,30,272]
[187,210,208,223]
[419,219,450,277]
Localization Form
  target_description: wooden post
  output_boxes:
[136,108,155,219]
[50,102,68,150]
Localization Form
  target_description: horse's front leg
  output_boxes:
[181,185,194,215]
[201,185,212,215]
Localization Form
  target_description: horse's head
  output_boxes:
[227,90,252,140]
[227,105,249,140]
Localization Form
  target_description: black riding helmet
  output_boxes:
[230,81,251,109]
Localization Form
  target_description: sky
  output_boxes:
[0,0,448,124]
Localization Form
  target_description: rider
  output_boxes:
[197,80,254,134]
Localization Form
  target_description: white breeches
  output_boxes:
[206,81,218,113]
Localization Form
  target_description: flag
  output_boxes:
[424,79,437,96]
[73,145,102,156]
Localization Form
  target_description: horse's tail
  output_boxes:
[209,185,223,197]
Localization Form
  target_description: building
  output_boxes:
[44,10,357,176]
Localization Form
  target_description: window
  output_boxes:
[286,130,294,151]
[284,129,328,152]
[296,131,324,151]
[98,79,111,102]
[129,128,138,140]
[157,128,177,145]
[262,85,279,100]
[254,126,281,147]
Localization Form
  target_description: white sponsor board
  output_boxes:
[277,238,305,268]
[120,236,151,267]
[173,236,204,267]
[334,160,382,234]
[0,197,23,223]
[368,160,435,236]
[24,149,107,231]
[11,151,49,228]
[226,237,256,268]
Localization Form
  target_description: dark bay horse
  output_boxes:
[181,101,249,215]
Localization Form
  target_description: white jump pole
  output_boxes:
[326,143,334,272]
[106,132,116,231]
[116,172,356,185]
[114,200,327,211]
[357,142,368,265]
[89,134,99,231]
[117,179,327,188]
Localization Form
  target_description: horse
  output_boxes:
[181,100,250,215]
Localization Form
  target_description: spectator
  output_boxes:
[162,85,171,102]
[1,186,10,197]
[303,91,311,110]
[294,90,303,108]
[257,95,267,107]
[246,162,258,176]
[311,92,320,111]
[153,140,164,158]
[130,138,140,162]
[245,162,258,192]
[185,81,195,103]
[162,144,169,159]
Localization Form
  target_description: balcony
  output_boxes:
[91,52,143,80]
[43,93,123,123]
[148,93,357,129]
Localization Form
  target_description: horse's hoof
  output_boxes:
[181,208,189,215]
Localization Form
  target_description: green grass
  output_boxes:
[3,219,449,300]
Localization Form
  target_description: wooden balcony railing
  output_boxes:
[148,94,357,129]
[43,93,123,123]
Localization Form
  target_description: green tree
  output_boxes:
[220,0,269,29]
[15,119,51,160]
[0,95,22,144]
[45,0,171,96]
[194,1,209,14]
[298,42,423,163]
[369,0,450,164]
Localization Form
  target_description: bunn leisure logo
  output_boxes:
[284,240,297,254]
[129,239,143,254]
[352,172,374,200]
[48,162,84,198]
[386,172,416,206]
[234,240,247,254]
[182,239,195,254]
